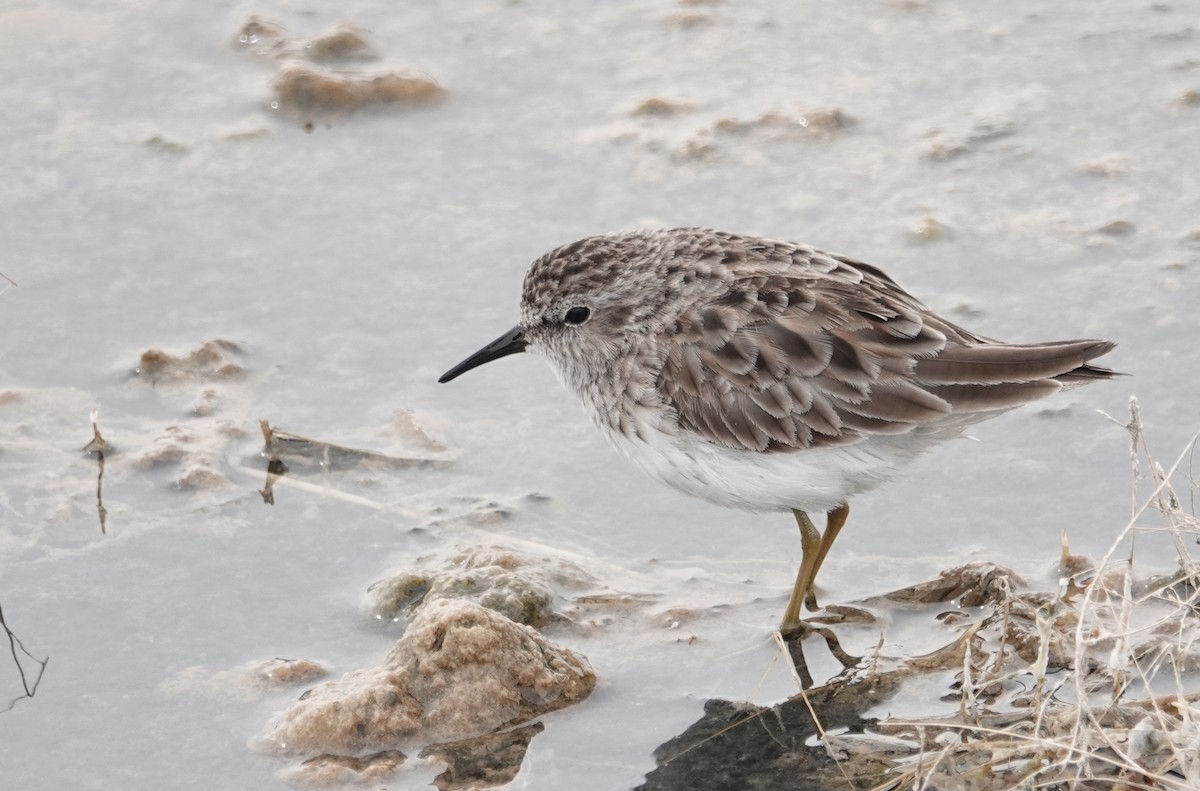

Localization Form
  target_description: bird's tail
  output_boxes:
[915,339,1121,410]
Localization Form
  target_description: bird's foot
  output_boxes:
[777,620,860,671]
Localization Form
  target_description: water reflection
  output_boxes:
[420,722,545,791]
[639,670,902,791]
[81,410,110,534]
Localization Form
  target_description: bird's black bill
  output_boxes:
[438,325,528,383]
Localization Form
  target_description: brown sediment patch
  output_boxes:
[1095,219,1137,236]
[125,338,254,492]
[631,97,695,118]
[136,431,194,468]
[262,599,595,755]
[257,658,330,687]
[232,14,443,120]
[712,108,854,139]
[233,16,375,62]
[675,107,853,160]
[176,465,232,491]
[233,14,290,57]
[133,339,245,386]
[303,22,376,61]
[272,62,444,115]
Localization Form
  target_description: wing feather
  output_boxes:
[652,241,1117,453]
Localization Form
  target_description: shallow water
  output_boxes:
[2,1,1199,788]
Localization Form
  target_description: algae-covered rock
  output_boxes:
[368,546,595,628]
[263,599,596,754]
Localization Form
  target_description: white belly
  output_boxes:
[602,427,933,514]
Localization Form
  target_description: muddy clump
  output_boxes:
[263,599,596,755]
[367,545,596,628]
[133,339,244,386]
[232,14,444,118]
[273,62,443,115]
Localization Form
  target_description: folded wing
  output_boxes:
[653,250,1117,453]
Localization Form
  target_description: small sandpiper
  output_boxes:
[439,228,1118,632]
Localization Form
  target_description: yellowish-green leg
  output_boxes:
[804,503,850,612]
[781,510,822,631]
[780,504,852,631]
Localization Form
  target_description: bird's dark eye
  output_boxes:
[564,306,591,325]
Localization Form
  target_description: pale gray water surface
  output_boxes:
[2,1,1199,788]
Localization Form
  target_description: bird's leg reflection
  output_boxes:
[778,621,861,689]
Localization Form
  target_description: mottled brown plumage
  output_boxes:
[440,228,1119,630]
[649,248,1114,453]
